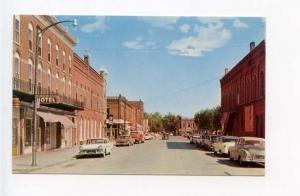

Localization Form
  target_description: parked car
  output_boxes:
[116,135,134,146]
[130,131,145,144]
[76,138,113,158]
[229,137,265,166]
[195,134,204,147]
[213,136,239,156]
[145,133,154,140]
[190,134,200,144]
[202,135,219,151]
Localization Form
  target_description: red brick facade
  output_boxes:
[220,41,265,138]
[179,118,197,135]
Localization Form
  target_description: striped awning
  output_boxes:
[37,111,75,128]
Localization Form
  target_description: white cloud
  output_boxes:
[122,37,156,50]
[81,16,109,33]
[138,17,179,30]
[233,18,249,29]
[197,17,224,29]
[167,24,232,57]
[179,24,190,33]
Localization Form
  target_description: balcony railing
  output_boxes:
[13,77,84,108]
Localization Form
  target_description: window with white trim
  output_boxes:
[63,51,66,70]
[15,16,20,43]
[37,28,42,56]
[47,38,51,63]
[37,63,42,94]
[28,23,33,51]
[55,45,59,66]
[28,59,33,92]
[68,55,71,73]
[14,52,20,79]
[47,69,51,94]
[55,73,59,94]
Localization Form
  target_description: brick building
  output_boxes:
[106,95,144,139]
[12,15,80,155]
[73,53,105,145]
[220,40,265,138]
[179,118,197,135]
[12,15,106,155]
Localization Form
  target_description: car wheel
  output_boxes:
[238,156,244,166]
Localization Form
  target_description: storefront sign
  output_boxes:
[38,96,60,104]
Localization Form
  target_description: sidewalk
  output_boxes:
[13,146,79,173]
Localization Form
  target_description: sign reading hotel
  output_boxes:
[37,96,60,104]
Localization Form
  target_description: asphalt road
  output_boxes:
[31,136,264,176]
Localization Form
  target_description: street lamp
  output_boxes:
[31,18,77,166]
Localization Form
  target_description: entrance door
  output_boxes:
[50,123,57,149]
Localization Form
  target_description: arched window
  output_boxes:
[55,73,59,94]
[14,52,20,79]
[62,77,66,97]
[28,23,33,51]
[15,15,20,43]
[68,55,72,73]
[62,50,66,70]
[37,63,42,94]
[37,28,42,56]
[47,69,51,94]
[28,59,33,92]
[47,38,51,63]
[68,80,72,97]
[55,45,59,66]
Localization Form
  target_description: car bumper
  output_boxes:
[243,157,265,163]
[116,142,130,146]
[77,150,104,157]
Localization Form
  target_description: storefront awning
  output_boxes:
[37,111,75,129]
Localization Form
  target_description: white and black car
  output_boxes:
[76,138,113,158]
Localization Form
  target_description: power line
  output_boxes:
[146,75,221,103]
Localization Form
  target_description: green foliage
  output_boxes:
[162,113,180,133]
[194,105,221,132]
[145,112,163,132]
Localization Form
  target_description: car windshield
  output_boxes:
[244,140,265,147]
[223,138,238,142]
[88,139,105,144]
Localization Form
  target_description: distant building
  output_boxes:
[220,40,265,138]
[106,95,144,139]
[179,118,197,135]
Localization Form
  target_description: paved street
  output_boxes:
[21,136,264,175]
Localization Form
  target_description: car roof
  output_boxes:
[222,136,239,139]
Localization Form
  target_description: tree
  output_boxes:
[194,105,221,133]
[145,112,163,132]
[162,113,180,133]
[211,106,221,131]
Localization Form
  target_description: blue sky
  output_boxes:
[57,16,265,117]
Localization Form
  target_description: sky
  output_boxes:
[57,16,265,118]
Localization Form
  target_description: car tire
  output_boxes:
[238,156,243,166]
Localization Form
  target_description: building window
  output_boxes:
[62,77,66,97]
[15,16,20,43]
[28,59,33,92]
[25,118,32,146]
[68,80,72,97]
[55,45,59,66]
[47,69,51,94]
[14,52,20,79]
[63,51,66,70]
[28,23,33,51]
[68,55,72,73]
[37,28,42,56]
[47,38,51,63]
[55,73,59,94]
[37,63,42,94]
[260,71,265,97]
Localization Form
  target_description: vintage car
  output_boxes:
[115,135,134,146]
[202,135,219,151]
[195,134,204,147]
[76,138,113,158]
[190,134,200,144]
[213,136,239,156]
[130,131,145,144]
[229,137,265,166]
[144,133,154,140]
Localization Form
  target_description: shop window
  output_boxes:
[25,118,32,146]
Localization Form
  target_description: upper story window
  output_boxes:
[55,45,59,66]
[55,73,59,94]
[260,71,265,97]
[28,23,33,51]
[28,58,33,92]
[62,51,66,70]
[37,28,42,56]
[14,52,20,79]
[47,69,52,94]
[47,38,51,63]
[68,55,72,73]
[15,16,20,44]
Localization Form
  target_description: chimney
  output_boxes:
[250,41,255,51]
[225,68,228,75]
[83,54,89,65]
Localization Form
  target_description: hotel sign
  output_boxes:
[37,96,60,104]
